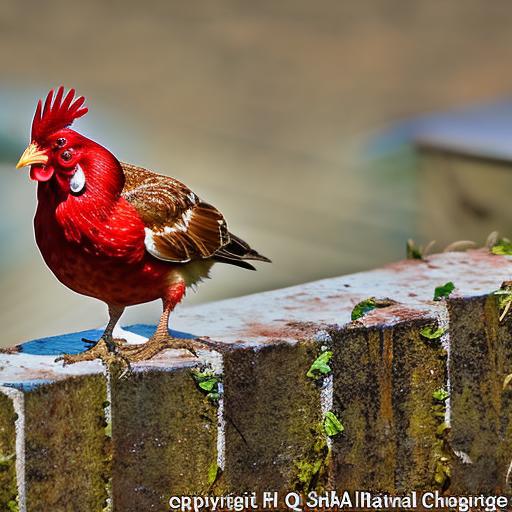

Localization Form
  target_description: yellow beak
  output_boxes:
[16,142,48,169]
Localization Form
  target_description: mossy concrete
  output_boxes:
[24,375,109,511]
[391,321,447,492]
[331,319,446,492]
[2,250,512,503]
[448,295,512,493]
[111,368,217,512]
[0,392,17,512]
[222,341,325,493]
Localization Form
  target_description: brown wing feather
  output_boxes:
[120,162,229,262]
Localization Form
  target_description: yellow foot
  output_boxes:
[55,338,129,370]
[119,335,217,362]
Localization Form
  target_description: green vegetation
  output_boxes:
[192,369,221,402]
[490,238,512,255]
[306,351,333,379]
[430,386,451,490]
[207,462,219,486]
[406,239,436,260]
[351,297,396,321]
[493,284,512,322]
[433,282,455,301]
[420,326,446,341]
[324,411,344,437]
[351,298,378,320]
[432,388,449,402]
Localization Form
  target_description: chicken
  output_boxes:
[16,87,270,364]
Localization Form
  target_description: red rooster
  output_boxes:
[16,87,269,363]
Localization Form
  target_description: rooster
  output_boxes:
[16,87,270,363]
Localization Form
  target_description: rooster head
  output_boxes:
[16,87,120,197]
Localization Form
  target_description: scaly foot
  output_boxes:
[55,337,129,368]
[82,336,127,348]
[119,335,219,362]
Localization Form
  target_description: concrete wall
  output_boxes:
[1,249,512,510]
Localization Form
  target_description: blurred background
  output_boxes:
[2,0,512,346]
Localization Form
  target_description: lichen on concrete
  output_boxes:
[448,294,512,493]
[330,317,446,492]
[331,326,395,491]
[0,393,17,512]
[24,375,109,511]
[222,341,325,493]
[293,423,330,492]
[111,368,217,511]
[392,320,447,491]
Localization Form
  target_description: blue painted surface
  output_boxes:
[19,324,196,356]
[2,379,55,392]
[0,324,198,389]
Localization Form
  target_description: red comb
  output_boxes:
[31,86,88,142]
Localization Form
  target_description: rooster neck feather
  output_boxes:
[37,144,146,263]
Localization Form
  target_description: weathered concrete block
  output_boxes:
[0,392,17,512]
[331,313,447,492]
[448,295,512,494]
[221,338,326,493]
[1,249,512,508]
[391,319,448,493]
[0,336,109,512]
[24,376,109,511]
[111,364,218,512]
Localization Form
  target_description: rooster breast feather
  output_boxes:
[120,163,270,269]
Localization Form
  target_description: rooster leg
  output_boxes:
[120,282,211,362]
[56,305,127,365]
[81,305,127,349]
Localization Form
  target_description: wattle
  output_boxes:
[30,165,55,182]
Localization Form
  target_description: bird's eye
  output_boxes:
[60,150,72,162]
[56,137,66,147]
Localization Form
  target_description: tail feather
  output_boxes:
[214,233,271,270]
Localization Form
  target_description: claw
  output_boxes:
[55,337,131,373]
[118,336,216,362]
[55,335,222,366]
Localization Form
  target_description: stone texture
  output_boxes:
[221,339,325,494]
[448,295,512,494]
[331,317,446,492]
[0,392,17,512]
[111,367,218,512]
[2,250,512,506]
[391,320,448,493]
[24,376,109,512]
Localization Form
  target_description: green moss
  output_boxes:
[0,393,17,512]
[430,393,452,491]
[446,295,512,492]
[207,462,219,486]
[24,375,109,511]
[192,367,222,403]
[330,327,389,490]
[6,500,18,512]
[223,341,324,493]
[112,369,218,507]
[293,423,330,492]
[296,458,323,487]
[303,319,449,492]
[395,325,448,492]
